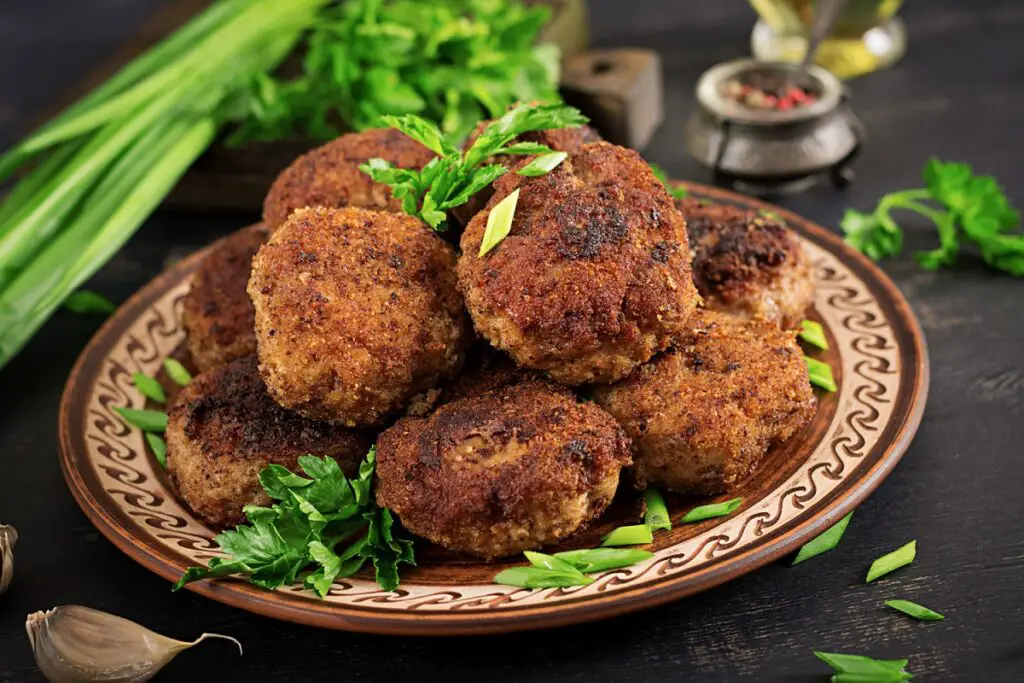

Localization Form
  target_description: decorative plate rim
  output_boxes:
[58,182,929,636]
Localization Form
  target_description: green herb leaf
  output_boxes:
[493,566,593,589]
[232,0,563,144]
[516,151,567,177]
[649,162,688,200]
[63,290,115,315]
[364,101,585,231]
[792,512,853,565]
[643,488,672,531]
[843,158,1023,275]
[553,548,653,573]
[175,449,414,595]
[681,497,743,523]
[600,524,654,547]
[799,319,829,351]
[163,358,192,386]
[885,599,944,621]
[113,407,167,433]
[814,652,912,680]
[805,356,838,392]
[479,188,520,256]
[866,541,917,583]
[146,432,168,468]
[131,372,166,404]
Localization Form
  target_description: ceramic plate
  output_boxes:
[58,183,928,635]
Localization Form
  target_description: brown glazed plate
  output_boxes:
[58,182,929,636]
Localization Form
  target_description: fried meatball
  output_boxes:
[452,119,603,227]
[458,142,702,385]
[375,376,632,558]
[249,206,471,426]
[593,313,815,495]
[166,356,368,528]
[182,225,267,372]
[262,128,435,231]
[678,198,813,329]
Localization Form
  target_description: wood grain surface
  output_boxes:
[1,0,1023,680]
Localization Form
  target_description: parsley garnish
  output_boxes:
[842,158,1023,275]
[649,162,688,200]
[360,101,585,231]
[174,448,414,594]
[230,0,562,144]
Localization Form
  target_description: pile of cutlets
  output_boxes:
[166,118,818,560]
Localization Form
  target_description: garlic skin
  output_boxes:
[0,524,16,596]
[26,605,241,683]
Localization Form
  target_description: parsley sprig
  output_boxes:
[174,448,414,594]
[842,158,1023,274]
[231,0,561,144]
[360,101,587,230]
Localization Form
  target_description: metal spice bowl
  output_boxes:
[684,58,865,196]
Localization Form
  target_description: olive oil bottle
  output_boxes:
[750,0,905,79]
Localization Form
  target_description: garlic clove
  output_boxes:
[0,524,16,596]
[26,605,241,683]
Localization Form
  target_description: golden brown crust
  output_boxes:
[165,356,369,528]
[677,198,813,329]
[182,225,268,372]
[249,207,472,426]
[375,376,632,558]
[452,121,603,227]
[458,141,701,385]
[592,312,816,496]
[263,128,435,231]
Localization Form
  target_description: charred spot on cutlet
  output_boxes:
[177,356,357,458]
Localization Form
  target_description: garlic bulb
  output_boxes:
[0,524,16,596]
[26,605,241,683]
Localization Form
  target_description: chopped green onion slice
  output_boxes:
[479,188,520,256]
[553,548,653,573]
[146,432,168,468]
[132,372,166,404]
[600,524,654,547]
[63,290,115,315]
[643,488,672,531]
[113,407,168,433]
[805,356,838,392]
[866,540,917,583]
[163,358,192,386]
[523,551,583,575]
[814,651,912,680]
[799,319,829,350]
[792,511,853,565]
[493,566,593,589]
[681,497,743,524]
[516,151,567,177]
[885,599,944,621]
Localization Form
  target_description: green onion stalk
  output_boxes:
[0,0,333,369]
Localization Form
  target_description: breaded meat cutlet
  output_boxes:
[452,119,603,227]
[592,312,816,496]
[458,141,702,386]
[375,375,632,559]
[165,356,369,529]
[677,197,813,329]
[182,225,267,372]
[262,128,435,231]
[248,206,471,426]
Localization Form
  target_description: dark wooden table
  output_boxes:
[1,1,1022,680]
